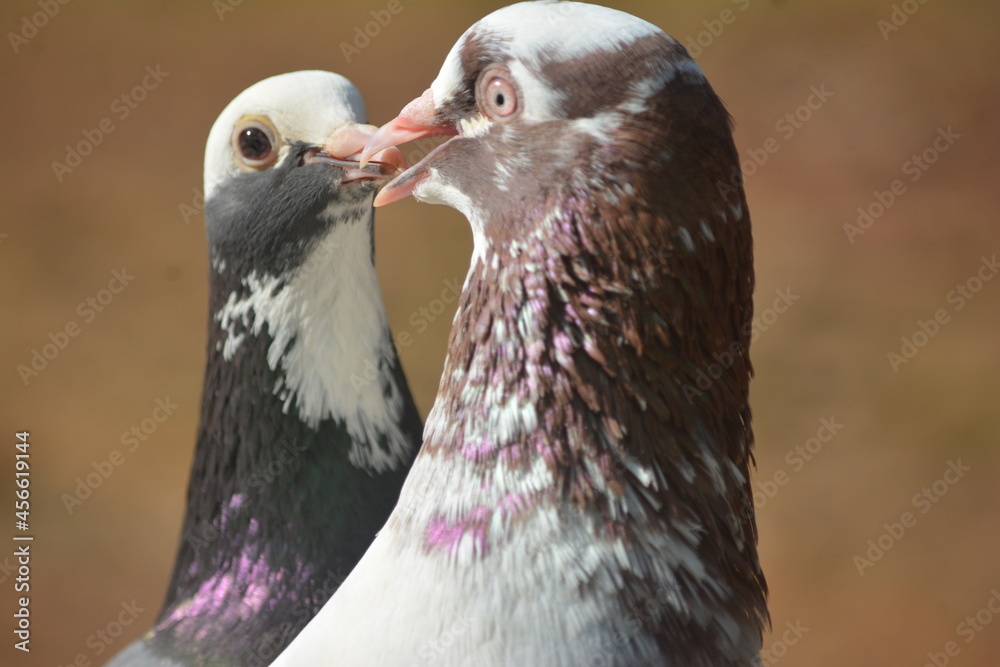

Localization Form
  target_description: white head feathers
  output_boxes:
[203,71,367,200]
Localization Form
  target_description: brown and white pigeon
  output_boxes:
[272,3,767,666]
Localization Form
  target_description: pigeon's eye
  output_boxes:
[478,69,519,120]
[232,118,280,170]
[239,127,271,159]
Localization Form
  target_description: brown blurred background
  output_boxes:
[2,1,998,665]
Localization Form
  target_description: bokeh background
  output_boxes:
[2,1,998,665]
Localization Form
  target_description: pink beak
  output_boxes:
[307,124,408,184]
[359,88,459,207]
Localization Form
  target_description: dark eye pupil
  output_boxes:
[239,128,271,159]
[495,92,506,107]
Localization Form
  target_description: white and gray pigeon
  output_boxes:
[104,71,422,666]
[273,3,768,666]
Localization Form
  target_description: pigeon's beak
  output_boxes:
[360,89,459,207]
[304,124,408,185]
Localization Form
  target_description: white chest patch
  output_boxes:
[214,208,409,473]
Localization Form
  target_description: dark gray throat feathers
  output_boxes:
[147,260,422,666]
[422,86,767,661]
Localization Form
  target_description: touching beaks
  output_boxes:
[304,124,408,184]
[372,161,432,208]
[359,89,457,168]
[361,89,461,207]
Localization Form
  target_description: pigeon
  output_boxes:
[273,2,767,665]
[104,71,422,667]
